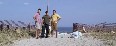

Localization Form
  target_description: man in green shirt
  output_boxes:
[41,11,51,38]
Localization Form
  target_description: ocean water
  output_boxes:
[58,27,73,33]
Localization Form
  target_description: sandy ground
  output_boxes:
[9,33,105,46]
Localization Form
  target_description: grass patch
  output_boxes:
[0,29,35,46]
[90,32,116,46]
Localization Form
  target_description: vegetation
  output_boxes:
[0,29,35,46]
[90,32,116,46]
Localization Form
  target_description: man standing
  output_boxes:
[51,10,61,38]
[33,9,41,39]
[41,11,51,38]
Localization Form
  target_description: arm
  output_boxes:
[33,13,37,21]
[42,16,44,25]
[49,16,51,21]
[57,14,61,21]
[33,17,36,21]
[58,18,61,21]
[50,16,53,22]
[49,16,51,26]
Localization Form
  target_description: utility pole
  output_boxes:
[47,0,49,12]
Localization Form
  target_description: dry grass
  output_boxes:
[0,29,35,46]
[1,29,116,46]
[90,32,116,46]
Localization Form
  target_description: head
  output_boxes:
[53,10,56,15]
[45,11,48,15]
[37,8,41,13]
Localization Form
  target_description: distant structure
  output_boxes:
[73,22,116,32]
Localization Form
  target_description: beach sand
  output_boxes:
[9,33,105,46]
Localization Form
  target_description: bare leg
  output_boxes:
[38,29,41,37]
[36,29,39,39]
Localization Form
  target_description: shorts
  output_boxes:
[51,21,57,30]
[35,22,41,29]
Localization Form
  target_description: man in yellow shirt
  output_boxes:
[51,10,61,38]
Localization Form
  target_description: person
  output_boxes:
[41,11,51,38]
[82,26,86,33]
[51,10,61,38]
[33,8,42,39]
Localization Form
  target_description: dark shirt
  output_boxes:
[42,15,51,25]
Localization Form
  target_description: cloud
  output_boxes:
[24,2,30,5]
[0,1,3,5]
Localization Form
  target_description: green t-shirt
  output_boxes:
[42,15,51,25]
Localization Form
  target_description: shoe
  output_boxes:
[36,37,39,39]
[45,36,49,38]
[40,36,45,38]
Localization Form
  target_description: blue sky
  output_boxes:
[0,0,116,27]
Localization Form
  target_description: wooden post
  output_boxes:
[56,30,57,38]
[47,0,49,12]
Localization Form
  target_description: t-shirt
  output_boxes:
[33,13,41,24]
[51,13,61,23]
[42,15,51,25]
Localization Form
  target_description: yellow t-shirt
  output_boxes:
[51,13,61,23]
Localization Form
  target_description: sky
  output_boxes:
[0,0,116,27]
